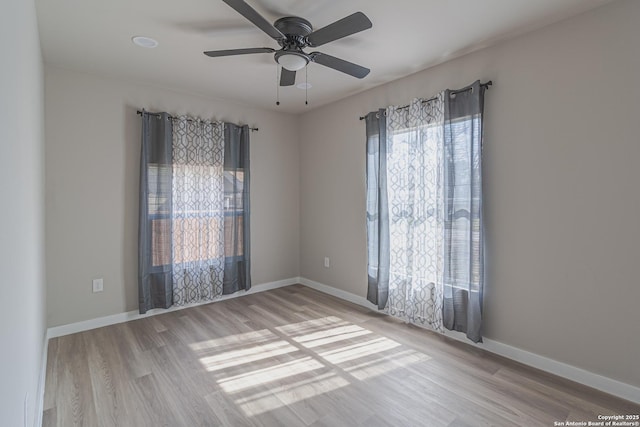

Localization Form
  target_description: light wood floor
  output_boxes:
[43,285,639,426]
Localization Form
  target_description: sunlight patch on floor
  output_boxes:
[276,316,348,336]
[189,329,275,352]
[205,314,432,418]
[217,356,325,393]
[234,371,350,417]
[273,316,425,381]
[289,324,373,349]
[200,339,300,372]
[343,348,431,380]
[319,336,401,365]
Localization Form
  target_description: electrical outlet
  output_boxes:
[92,278,104,293]
[324,257,330,268]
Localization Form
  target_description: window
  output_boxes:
[147,165,249,266]
[223,169,244,258]
[140,114,251,312]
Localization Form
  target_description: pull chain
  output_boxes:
[305,66,308,106]
[276,65,280,106]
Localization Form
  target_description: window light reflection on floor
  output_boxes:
[200,339,299,372]
[343,349,431,380]
[275,316,348,336]
[235,372,350,417]
[194,315,430,418]
[189,329,276,352]
[318,336,401,365]
[217,356,326,393]
[290,324,373,348]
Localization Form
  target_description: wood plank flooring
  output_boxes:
[43,285,640,426]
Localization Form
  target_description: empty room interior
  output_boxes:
[2,0,640,426]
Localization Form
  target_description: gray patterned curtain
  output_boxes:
[138,113,251,314]
[222,123,251,294]
[383,96,445,332]
[442,81,486,343]
[171,117,226,305]
[139,112,173,314]
[365,81,487,342]
[366,110,389,309]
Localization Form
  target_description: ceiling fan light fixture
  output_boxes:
[275,51,309,71]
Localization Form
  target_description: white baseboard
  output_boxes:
[46,277,299,339]
[443,330,640,405]
[298,277,378,310]
[297,277,640,405]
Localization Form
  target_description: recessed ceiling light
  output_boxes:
[132,36,158,48]
[296,82,312,90]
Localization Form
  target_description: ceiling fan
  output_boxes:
[204,0,373,86]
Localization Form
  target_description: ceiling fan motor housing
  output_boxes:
[273,17,314,70]
[274,16,313,42]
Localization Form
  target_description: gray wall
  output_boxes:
[299,0,640,388]
[0,0,46,425]
[45,67,300,327]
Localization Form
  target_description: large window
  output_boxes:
[386,126,440,286]
[366,82,487,342]
[139,114,251,313]
[383,115,444,329]
[147,151,247,266]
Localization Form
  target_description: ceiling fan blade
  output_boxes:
[310,52,370,78]
[280,68,296,86]
[222,0,284,40]
[307,12,372,47]
[204,47,275,57]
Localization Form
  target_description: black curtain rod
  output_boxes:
[359,81,492,121]
[136,110,258,132]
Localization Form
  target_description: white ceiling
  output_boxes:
[36,0,615,114]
